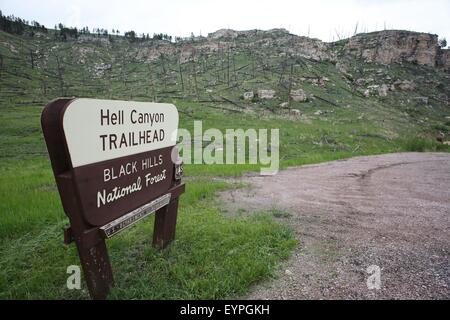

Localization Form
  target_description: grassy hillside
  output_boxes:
[0,27,449,299]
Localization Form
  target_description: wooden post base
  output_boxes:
[152,197,180,249]
[76,233,114,300]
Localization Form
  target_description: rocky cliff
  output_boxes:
[206,29,449,70]
[341,30,447,68]
[207,28,334,61]
[439,49,450,70]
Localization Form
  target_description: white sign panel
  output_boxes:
[62,98,179,168]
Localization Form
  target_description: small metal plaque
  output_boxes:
[175,162,183,180]
[100,193,171,238]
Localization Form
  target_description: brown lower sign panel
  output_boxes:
[73,146,174,226]
[41,98,185,299]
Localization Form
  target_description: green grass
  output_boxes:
[0,179,296,299]
[266,208,292,219]
[401,137,449,152]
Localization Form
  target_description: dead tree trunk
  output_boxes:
[41,78,47,95]
[121,53,127,90]
[178,51,184,92]
[251,49,255,79]
[192,60,199,101]
[288,64,294,110]
[55,54,65,96]
[29,49,35,69]
[216,44,221,84]
[278,61,286,86]
[0,54,3,78]
[201,51,206,73]
[227,45,230,87]
[160,53,167,90]
[179,63,184,92]
[221,45,225,82]
[147,64,153,97]
[232,46,237,83]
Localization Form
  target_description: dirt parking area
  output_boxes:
[220,153,450,299]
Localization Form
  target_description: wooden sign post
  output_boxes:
[41,98,185,299]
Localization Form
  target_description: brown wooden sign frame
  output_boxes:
[41,98,185,299]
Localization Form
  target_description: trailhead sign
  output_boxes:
[41,98,185,299]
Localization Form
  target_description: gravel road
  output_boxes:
[220,153,450,299]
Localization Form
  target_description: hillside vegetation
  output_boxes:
[0,18,449,299]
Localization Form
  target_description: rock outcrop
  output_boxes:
[207,29,240,39]
[208,28,290,40]
[378,84,389,97]
[393,80,416,91]
[257,89,276,99]
[243,91,254,100]
[136,28,448,70]
[207,28,333,61]
[290,89,307,102]
[342,30,441,67]
[206,29,448,68]
[438,49,450,70]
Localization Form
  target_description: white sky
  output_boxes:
[1,0,449,42]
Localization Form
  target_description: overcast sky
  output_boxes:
[1,0,449,42]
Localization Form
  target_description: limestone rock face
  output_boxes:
[243,91,254,100]
[290,89,307,102]
[207,28,290,40]
[207,29,239,40]
[378,84,389,97]
[257,89,276,99]
[438,49,450,70]
[290,36,334,61]
[178,46,198,64]
[412,96,429,105]
[137,29,449,72]
[393,80,416,91]
[136,43,175,62]
[343,31,440,67]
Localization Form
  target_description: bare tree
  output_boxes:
[178,63,185,92]
[159,52,167,90]
[29,49,35,69]
[226,44,230,87]
[353,22,359,36]
[278,60,286,86]
[216,43,221,83]
[120,48,128,91]
[200,50,206,73]
[146,63,154,97]
[0,54,3,78]
[54,54,65,96]
[250,49,255,79]
[232,42,237,82]
[178,49,184,92]
[287,64,294,110]
[335,28,342,41]
[191,50,199,100]
[41,78,47,95]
